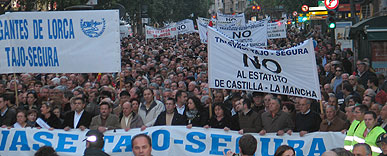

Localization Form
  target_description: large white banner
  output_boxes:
[217,20,268,48]
[216,12,245,26]
[0,10,121,74]
[208,27,321,100]
[267,20,287,39]
[196,17,210,44]
[145,25,178,39]
[174,19,196,34]
[0,127,344,156]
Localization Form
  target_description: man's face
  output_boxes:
[122,102,132,117]
[353,145,370,156]
[214,93,223,103]
[0,98,5,110]
[381,142,387,155]
[328,97,338,107]
[380,105,387,120]
[253,96,263,106]
[364,114,376,129]
[165,100,175,113]
[362,96,372,107]
[269,99,280,113]
[132,136,152,156]
[120,95,130,104]
[264,95,272,108]
[74,99,85,113]
[178,92,188,105]
[354,107,364,121]
[100,105,110,117]
[299,99,310,114]
[326,107,336,120]
[345,107,354,121]
[235,99,243,112]
[349,76,356,85]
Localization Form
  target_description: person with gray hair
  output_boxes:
[353,143,372,156]
[320,105,348,132]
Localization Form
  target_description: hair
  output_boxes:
[355,104,369,113]
[274,145,295,156]
[364,111,377,120]
[271,97,282,108]
[27,91,38,99]
[368,76,379,87]
[342,82,353,92]
[143,88,154,95]
[27,109,38,116]
[331,147,354,156]
[187,96,203,111]
[239,134,258,155]
[17,110,27,118]
[282,102,295,112]
[34,146,58,156]
[100,101,112,109]
[243,97,252,109]
[131,134,152,148]
[353,143,372,156]
[166,97,176,104]
[73,97,85,104]
[175,90,186,100]
[214,102,227,117]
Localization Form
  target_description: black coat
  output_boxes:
[63,110,93,129]
[186,110,209,127]
[41,112,62,129]
[209,115,232,129]
[154,111,187,126]
[84,147,110,156]
[0,108,16,126]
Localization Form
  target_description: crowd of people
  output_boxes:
[0,25,386,155]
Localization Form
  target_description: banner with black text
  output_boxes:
[145,25,178,39]
[173,19,196,34]
[208,27,321,100]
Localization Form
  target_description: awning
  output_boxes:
[349,16,387,40]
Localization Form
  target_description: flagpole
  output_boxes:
[14,73,18,108]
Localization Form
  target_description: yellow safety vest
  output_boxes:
[344,120,360,151]
[353,121,367,145]
[365,126,386,156]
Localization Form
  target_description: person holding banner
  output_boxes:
[238,97,262,134]
[89,102,121,133]
[62,97,92,131]
[205,103,232,130]
[39,102,62,129]
[260,97,294,136]
[138,88,165,127]
[185,96,209,128]
[154,98,187,126]
[0,95,16,127]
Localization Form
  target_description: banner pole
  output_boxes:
[320,100,324,115]
[14,73,18,108]
[208,88,213,119]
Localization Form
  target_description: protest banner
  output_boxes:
[145,25,178,39]
[173,19,196,34]
[217,19,268,48]
[0,10,121,74]
[267,20,287,39]
[216,12,245,26]
[208,27,321,100]
[196,17,210,44]
[0,126,343,156]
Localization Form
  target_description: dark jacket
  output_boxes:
[261,110,294,133]
[319,116,349,132]
[209,115,232,129]
[41,112,62,129]
[231,113,240,131]
[84,147,110,156]
[154,111,187,126]
[63,110,93,129]
[239,110,262,133]
[186,110,209,127]
[0,108,16,126]
[295,110,322,132]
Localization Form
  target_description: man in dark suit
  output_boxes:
[154,98,186,126]
[63,97,92,131]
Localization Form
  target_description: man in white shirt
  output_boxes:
[175,90,187,115]
[63,97,92,131]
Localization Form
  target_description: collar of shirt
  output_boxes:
[243,109,251,116]
[74,110,84,128]
[176,104,185,115]
[301,109,311,115]
[231,108,236,116]
[1,107,8,117]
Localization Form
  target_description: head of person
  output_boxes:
[27,91,38,105]
[73,97,86,113]
[122,101,133,117]
[214,103,226,118]
[362,95,375,108]
[40,102,53,116]
[34,146,58,156]
[239,134,257,156]
[377,133,387,154]
[274,145,295,156]
[328,95,338,107]
[16,110,27,125]
[175,90,188,106]
[119,90,131,104]
[99,102,112,118]
[130,98,140,113]
[282,102,295,113]
[214,90,224,103]
[85,130,105,150]
[143,88,154,104]
[252,92,264,106]
[52,107,61,119]
[132,134,152,156]
[349,75,358,86]
[354,105,369,121]
[27,109,38,122]
[165,98,176,114]
[345,106,355,122]
[331,148,353,156]
[241,97,252,112]
[0,95,7,111]
[364,111,378,129]
[353,143,372,156]
[299,98,311,114]
[380,105,387,120]
[187,96,202,111]
[269,97,281,114]
[326,105,337,121]
[264,94,274,109]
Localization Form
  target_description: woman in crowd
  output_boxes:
[204,103,231,130]
[186,96,209,128]
[23,91,38,111]
[130,98,140,114]
[40,102,62,129]
[13,110,27,128]
[52,106,64,125]
[274,145,295,156]
[26,109,39,128]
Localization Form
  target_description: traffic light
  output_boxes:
[257,6,261,10]
[327,10,336,29]
[252,6,256,10]
[252,5,260,11]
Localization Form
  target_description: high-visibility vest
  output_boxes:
[353,121,367,145]
[344,120,360,151]
[365,126,386,156]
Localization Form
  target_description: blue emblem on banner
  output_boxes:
[80,18,106,38]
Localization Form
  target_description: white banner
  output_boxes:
[0,127,344,156]
[196,17,210,44]
[173,19,196,34]
[217,20,268,48]
[208,27,321,100]
[216,12,245,26]
[268,20,287,39]
[0,10,121,74]
[145,25,178,39]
